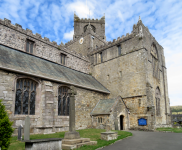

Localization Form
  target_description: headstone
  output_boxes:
[24,116,30,140]
[18,125,23,140]
[115,119,118,130]
[64,86,80,139]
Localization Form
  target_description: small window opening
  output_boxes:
[26,39,34,54]
[107,75,110,80]
[119,71,122,77]
[99,52,103,63]
[138,99,141,107]
[60,53,66,65]
[118,45,121,56]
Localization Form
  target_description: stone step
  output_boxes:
[62,141,97,149]
[62,138,90,145]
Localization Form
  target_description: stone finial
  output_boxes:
[61,41,64,46]
[138,16,141,21]
[68,86,77,96]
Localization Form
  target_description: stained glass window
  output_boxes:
[15,79,37,115]
[58,86,70,116]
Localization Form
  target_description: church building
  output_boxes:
[0,13,171,135]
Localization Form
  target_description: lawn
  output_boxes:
[8,129,132,150]
[156,127,182,133]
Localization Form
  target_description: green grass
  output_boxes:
[8,129,132,150]
[156,127,182,133]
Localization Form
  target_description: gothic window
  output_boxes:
[58,86,70,116]
[15,79,37,115]
[84,24,96,33]
[155,87,161,116]
[118,45,121,56]
[60,53,66,65]
[151,43,160,79]
[26,39,34,54]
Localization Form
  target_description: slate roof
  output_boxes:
[0,44,110,93]
[91,98,119,115]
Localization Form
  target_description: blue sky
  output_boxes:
[0,0,182,106]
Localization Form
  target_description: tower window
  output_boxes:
[26,39,34,54]
[84,24,96,33]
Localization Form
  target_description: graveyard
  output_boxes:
[8,129,132,150]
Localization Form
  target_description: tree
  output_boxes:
[0,99,14,150]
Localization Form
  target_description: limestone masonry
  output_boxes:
[0,13,171,135]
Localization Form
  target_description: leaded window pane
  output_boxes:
[30,43,33,54]
[23,90,29,114]
[67,97,70,115]
[26,41,29,52]
[58,86,70,116]
[15,89,22,114]
[30,91,35,115]
[15,79,37,115]
[58,95,62,115]
[63,96,66,115]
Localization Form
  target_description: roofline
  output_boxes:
[0,66,110,94]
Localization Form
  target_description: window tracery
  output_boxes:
[15,78,37,115]
[84,24,96,33]
[58,86,70,116]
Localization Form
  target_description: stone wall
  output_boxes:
[92,48,147,98]
[0,18,90,74]
[0,69,107,134]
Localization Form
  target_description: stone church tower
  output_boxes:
[0,14,171,135]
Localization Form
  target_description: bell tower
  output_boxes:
[73,13,106,40]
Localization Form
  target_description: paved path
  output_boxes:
[102,131,182,150]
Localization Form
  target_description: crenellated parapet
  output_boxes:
[90,32,134,55]
[0,18,89,61]
[74,13,105,23]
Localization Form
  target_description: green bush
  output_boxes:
[0,99,14,150]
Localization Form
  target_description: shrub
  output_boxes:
[0,99,14,150]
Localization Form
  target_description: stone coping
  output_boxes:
[101,131,118,134]
[23,138,62,143]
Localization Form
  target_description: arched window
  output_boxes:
[15,78,37,115]
[151,43,160,79]
[84,24,96,33]
[155,87,161,116]
[58,86,70,116]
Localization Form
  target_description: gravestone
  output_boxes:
[64,86,80,139]
[18,125,23,140]
[115,119,118,130]
[24,116,30,140]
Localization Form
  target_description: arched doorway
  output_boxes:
[120,115,124,130]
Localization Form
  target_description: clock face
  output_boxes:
[79,37,84,44]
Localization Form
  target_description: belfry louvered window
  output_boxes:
[58,86,70,116]
[15,79,37,115]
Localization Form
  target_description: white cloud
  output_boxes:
[63,30,74,40]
